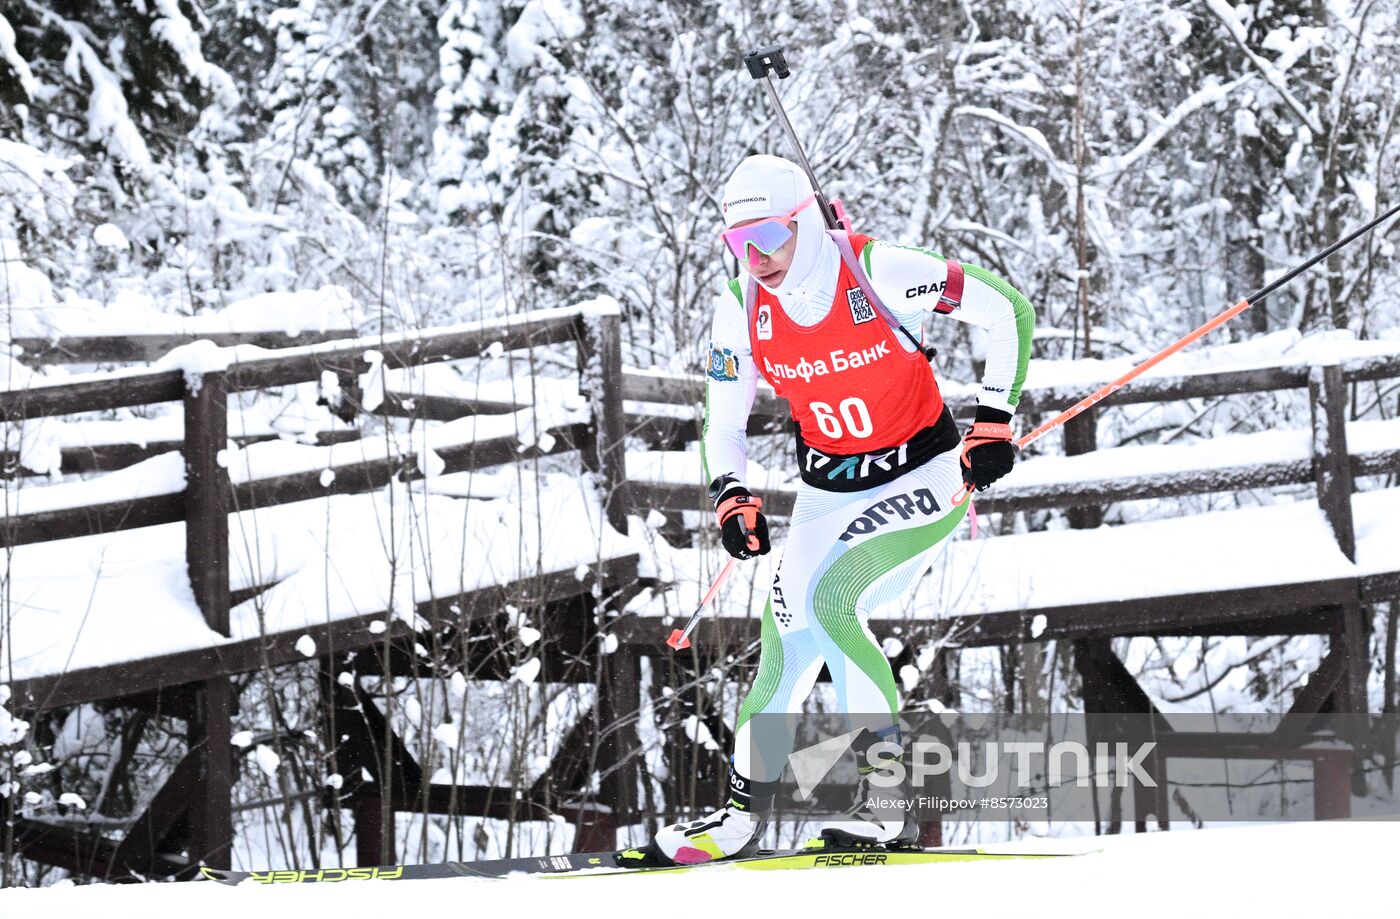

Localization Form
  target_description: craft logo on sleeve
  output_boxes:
[847,288,875,325]
[708,345,739,381]
[756,302,773,340]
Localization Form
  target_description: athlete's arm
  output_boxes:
[701,279,759,492]
[860,241,1035,416]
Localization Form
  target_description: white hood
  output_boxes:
[721,154,827,296]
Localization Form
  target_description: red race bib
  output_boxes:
[749,235,945,455]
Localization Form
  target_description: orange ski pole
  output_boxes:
[666,556,740,651]
[953,199,1400,507]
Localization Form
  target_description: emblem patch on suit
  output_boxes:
[708,346,739,382]
[847,288,875,325]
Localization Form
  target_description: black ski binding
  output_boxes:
[818,827,922,853]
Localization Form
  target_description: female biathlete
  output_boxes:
[627,154,1034,867]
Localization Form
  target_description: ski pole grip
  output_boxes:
[744,45,790,80]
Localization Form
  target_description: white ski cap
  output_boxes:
[721,154,814,227]
[720,154,829,295]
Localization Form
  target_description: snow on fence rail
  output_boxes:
[10,329,359,365]
[1,299,632,654]
[618,349,1400,423]
[1,303,630,535]
[619,351,1400,535]
[0,303,608,421]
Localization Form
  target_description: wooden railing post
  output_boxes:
[1308,362,1355,560]
[578,306,640,844]
[1309,363,1367,787]
[183,370,233,871]
[593,642,641,848]
[577,310,631,533]
[1063,408,1102,530]
[1312,749,1353,819]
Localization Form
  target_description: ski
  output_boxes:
[199,842,1084,884]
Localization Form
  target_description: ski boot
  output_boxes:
[813,792,921,852]
[811,732,922,853]
[618,767,773,868]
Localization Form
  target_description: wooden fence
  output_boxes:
[2,305,639,876]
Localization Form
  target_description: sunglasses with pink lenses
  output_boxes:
[720,194,816,265]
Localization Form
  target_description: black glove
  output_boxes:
[961,407,1017,491]
[708,475,771,560]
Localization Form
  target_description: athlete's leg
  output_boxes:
[730,482,861,786]
[646,482,837,865]
[797,450,966,844]
[806,449,966,722]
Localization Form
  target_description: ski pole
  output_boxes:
[666,556,741,651]
[952,198,1400,507]
[744,45,852,232]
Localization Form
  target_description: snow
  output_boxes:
[1,822,1395,917]
[225,473,629,645]
[149,0,239,108]
[1005,417,1400,489]
[0,16,37,99]
[628,450,797,492]
[0,472,634,687]
[380,361,574,407]
[1352,489,1400,579]
[916,491,1389,618]
[504,0,585,70]
[7,392,589,515]
[253,745,281,777]
[626,487,1399,625]
[1023,328,1400,393]
[0,451,186,515]
[55,792,85,809]
[5,401,354,477]
[12,286,360,343]
[1,291,362,389]
[156,338,234,379]
[91,222,129,250]
[0,533,216,682]
[682,714,720,751]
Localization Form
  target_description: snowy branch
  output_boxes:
[1198,0,1325,135]
[954,105,1074,186]
[1090,74,1255,182]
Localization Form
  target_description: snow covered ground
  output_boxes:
[2,821,1396,918]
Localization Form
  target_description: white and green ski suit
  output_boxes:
[701,231,1035,784]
